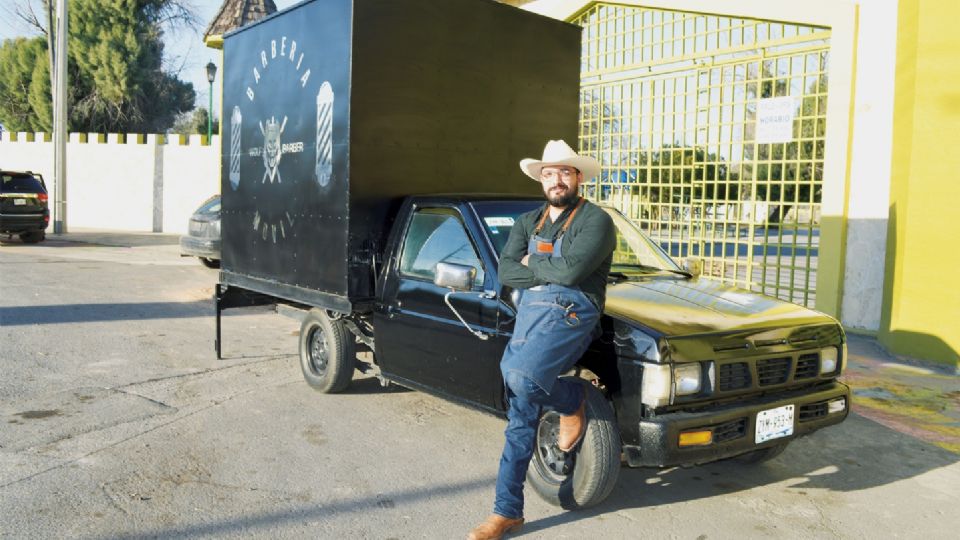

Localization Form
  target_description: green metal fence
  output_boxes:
[573,3,830,307]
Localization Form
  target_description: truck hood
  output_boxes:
[604,277,834,337]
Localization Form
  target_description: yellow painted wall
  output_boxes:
[880,0,960,368]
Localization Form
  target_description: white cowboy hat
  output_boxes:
[519,139,601,182]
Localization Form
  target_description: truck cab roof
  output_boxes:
[408,193,542,205]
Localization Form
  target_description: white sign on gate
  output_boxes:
[756,96,797,144]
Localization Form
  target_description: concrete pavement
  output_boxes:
[2,229,959,538]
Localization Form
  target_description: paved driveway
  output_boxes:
[1,233,958,539]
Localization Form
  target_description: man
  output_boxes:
[468,140,616,540]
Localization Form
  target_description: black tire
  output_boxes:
[199,257,221,269]
[735,441,789,464]
[527,378,621,509]
[19,230,45,244]
[298,309,355,393]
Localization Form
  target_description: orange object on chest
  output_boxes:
[536,241,554,254]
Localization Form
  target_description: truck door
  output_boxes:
[375,206,501,408]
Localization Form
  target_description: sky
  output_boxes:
[0,0,301,120]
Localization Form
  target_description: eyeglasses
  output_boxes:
[540,167,578,184]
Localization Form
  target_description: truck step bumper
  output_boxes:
[623,382,851,468]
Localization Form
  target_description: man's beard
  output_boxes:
[547,188,579,208]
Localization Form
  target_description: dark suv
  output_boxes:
[1,170,49,243]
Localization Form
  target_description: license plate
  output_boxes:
[14,198,26,206]
[755,404,794,444]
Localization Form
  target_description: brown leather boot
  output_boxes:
[466,514,524,540]
[557,389,587,452]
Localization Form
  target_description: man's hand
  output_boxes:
[521,254,530,266]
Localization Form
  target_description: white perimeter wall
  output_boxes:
[0,133,219,234]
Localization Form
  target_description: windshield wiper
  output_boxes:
[610,263,693,279]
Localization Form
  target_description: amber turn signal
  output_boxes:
[678,430,713,447]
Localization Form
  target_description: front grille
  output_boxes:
[757,357,791,386]
[707,346,835,396]
[712,418,747,443]
[795,353,819,379]
[799,402,828,422]
[718,362,751,391]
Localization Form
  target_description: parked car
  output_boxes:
[1,170,49,243]
[180,195,221,268]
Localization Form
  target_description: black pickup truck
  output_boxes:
[215,0,849,510]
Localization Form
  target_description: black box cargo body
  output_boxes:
[220,0,580,313]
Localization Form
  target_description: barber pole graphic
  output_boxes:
[315,81,334,187]
[229,106,242,190]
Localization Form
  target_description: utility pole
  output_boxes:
[53,0,68,233]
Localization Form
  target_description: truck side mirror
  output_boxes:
[684,257,703,278]
[434,262,489,340]
[434,262,477,291]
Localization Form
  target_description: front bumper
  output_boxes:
[179,235,221,259]
[623,381,850,467]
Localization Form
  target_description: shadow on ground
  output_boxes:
[116,476,496,539]
[522,412,958,535]
[340,375,412,395]
[0,231,180,248]
[0,301,213,325]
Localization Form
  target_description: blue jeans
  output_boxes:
[494,285,599,519]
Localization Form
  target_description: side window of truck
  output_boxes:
[399,208,485,287]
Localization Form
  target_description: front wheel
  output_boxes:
[527,378,621,509]
[298,309,356,393]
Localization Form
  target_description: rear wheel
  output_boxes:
[298,309,356,393]
[19,230,45,244]
[527,378,621,509]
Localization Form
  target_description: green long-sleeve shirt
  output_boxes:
[499,198,616,310]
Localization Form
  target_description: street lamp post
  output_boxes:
[206,61,217,141]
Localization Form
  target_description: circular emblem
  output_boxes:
[232,36,332,244]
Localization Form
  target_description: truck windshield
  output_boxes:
[471,200,682,274]
[602,207,683,274]
[471,200,541,255]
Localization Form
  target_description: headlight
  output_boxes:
[641,362,703,408]
[641,364,671,408]
[674,363,702,395]
[820,346,839,374]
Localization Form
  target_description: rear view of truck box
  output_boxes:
[220,0,580,313]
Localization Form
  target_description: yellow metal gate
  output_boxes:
[573,4,831,307]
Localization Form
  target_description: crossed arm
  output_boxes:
[499,210,615,289]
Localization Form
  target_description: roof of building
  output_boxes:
[204,0,278,42]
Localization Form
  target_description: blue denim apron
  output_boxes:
[499,200,600,394]
[493,200,602,519]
